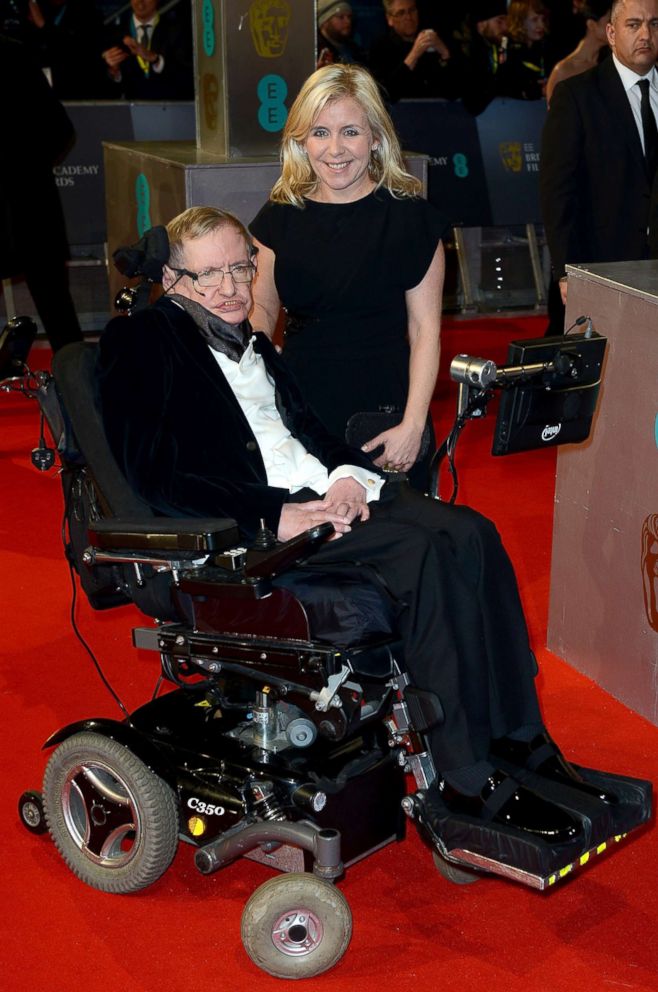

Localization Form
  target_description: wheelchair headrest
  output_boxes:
[113,226,169,284]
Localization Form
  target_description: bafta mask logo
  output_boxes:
[499,141,523,173]
[641,514,658,632]
[249,0,291,58]
[203,72,219,131]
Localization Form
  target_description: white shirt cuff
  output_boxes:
[326,465,384,502]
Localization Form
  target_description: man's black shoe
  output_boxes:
[490,733,619,805]
[438,769,583,843]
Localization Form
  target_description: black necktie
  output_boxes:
[138,24,150,47]
[638,78,658,177]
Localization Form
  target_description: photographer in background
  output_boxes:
[317,1,369,68]
[458,0,511,114]
[369,0,463,100]
[102,0,193,100]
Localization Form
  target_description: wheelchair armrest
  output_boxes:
[88,517,240,554]
[244,522,335,579]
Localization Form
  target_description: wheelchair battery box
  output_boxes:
[416,767,651,890]
[311,749,407,867]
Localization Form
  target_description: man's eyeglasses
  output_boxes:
[171,263,255,288]
[389,5,417,18]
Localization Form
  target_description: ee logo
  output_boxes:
[257,74,288,133]
[453,153,469,178]
[202,0,215,57]
[135,173,151,236]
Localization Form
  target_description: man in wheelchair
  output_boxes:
[97,205,616,846]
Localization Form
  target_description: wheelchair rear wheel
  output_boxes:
[42,731,179,893]
[241,873,352,979]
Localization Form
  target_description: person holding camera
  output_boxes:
[101,0,193,100]
[369,0,463,100]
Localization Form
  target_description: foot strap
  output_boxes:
[525,740,558,771]
[481,775,520,819]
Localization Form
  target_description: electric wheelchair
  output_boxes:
[12,331,652,980]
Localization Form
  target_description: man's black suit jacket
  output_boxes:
[540,56,658,281]
[98,299,380,542]
[104,9,193,100]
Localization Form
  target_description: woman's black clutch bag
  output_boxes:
[345,407,432,463]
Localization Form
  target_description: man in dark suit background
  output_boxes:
[540,0,658,333]
[102,0,193,100]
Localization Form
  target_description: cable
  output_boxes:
[60,483,131,720]
[564,314,588,335]
[429,389,492,504]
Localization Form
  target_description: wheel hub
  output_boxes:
[62,760,141,868]
[271,908,324,957]
[22,801,42,828]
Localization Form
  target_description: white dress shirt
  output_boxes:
[211,341,384,501]
[612,55,658,155]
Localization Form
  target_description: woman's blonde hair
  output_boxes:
[270,64,421,207]
[166,206,253,268]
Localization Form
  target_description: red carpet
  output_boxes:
[2,319,657,992]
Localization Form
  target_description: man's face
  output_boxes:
[386,1,419,42]
[164,226,254,325]
[477,14,508,43]
[323,11,353,42]
[607,0,658,73]
[131,0,159,20]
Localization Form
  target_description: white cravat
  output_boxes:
[211,341,383,500]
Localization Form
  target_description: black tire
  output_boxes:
[432,849,481,885]
[241,873,352,979]
[18,790,48,834]
[42,732,179,893]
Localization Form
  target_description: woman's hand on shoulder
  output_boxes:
[362,421,423,473]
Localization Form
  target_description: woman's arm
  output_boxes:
[250,238,281,339]
[362,241,444,471]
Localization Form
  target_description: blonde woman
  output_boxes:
[250,63,446,491]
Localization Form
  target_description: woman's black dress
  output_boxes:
[250,189,447,490]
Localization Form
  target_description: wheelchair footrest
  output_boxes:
[411,767,651,891]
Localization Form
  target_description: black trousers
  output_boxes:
[24,258,83,353]
[307,484,542,772]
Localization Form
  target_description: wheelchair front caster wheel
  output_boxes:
[241,872,352,979]
[432,849,481,885]
[18,790,48,834]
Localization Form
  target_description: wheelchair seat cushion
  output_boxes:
[273,563,401,650]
